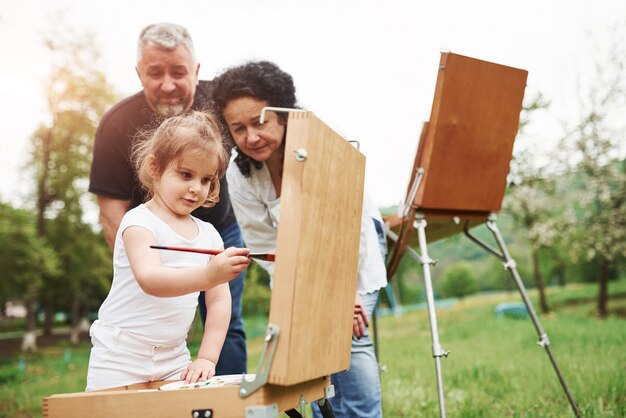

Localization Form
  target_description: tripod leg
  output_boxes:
[317,398,336,418]
[414,216,448,418]
[387,220,448,417]
[384,282,402,314]
[484,216,581,418]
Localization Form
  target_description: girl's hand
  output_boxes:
[207,247,251,285]
[181,358,216,384]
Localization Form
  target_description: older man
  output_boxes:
[88,23,247,375]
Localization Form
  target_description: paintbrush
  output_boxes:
[150,245,276,262]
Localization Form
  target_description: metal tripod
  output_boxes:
[386,211,581,418]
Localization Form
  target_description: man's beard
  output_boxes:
[155,103,185,117]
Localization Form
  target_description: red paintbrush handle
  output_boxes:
[150,245,275,262]
[149,245,222,256]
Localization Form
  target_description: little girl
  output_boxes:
[86,111,250,391]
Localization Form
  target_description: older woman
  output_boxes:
[213,60,386,418]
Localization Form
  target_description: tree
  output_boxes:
[504,94,559,313]
[505,179,561,313]
[439,263,477,300]
[0,203,59,351]
[27,27,117,346]
[44,216,113,343]
[560,27,626,317]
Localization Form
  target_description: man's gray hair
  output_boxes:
[137,23,196,63]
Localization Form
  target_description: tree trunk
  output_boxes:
[70,294,80,345]
[36,127,52,237]
[33,127,52,344]
[43,300,54,336]
[21,299,38,352]
[555,262,566,287]
[532,250,550,313]
[79,303,92,334]
[597,256,609,317]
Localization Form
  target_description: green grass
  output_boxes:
[376,281,626,417]
[0,280,624,417]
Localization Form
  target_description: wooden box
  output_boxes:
[414,52,528,213]
[268,112,365,385]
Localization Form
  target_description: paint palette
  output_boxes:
[158,374,256,391]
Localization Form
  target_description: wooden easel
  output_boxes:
[385,52,580,418]
[43,111,366,418]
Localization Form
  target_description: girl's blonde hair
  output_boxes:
[132,110,229,207]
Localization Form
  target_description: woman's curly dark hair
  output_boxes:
[212,60,298,177]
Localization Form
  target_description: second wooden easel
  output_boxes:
[385,52,580,418]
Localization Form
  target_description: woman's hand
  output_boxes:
[353,293,369,339]
[181,358,216,384]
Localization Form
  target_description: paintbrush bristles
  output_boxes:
[252,253,276,262]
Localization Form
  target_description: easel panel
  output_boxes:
[269,112,365,386]
[415,52,528,212]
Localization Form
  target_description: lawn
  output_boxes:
[0,280,624,417]
[376,281,626,417]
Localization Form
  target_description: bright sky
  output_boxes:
[1,0,625,220]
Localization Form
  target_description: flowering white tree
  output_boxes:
[505,94,562,314]
[560,27,626,317]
